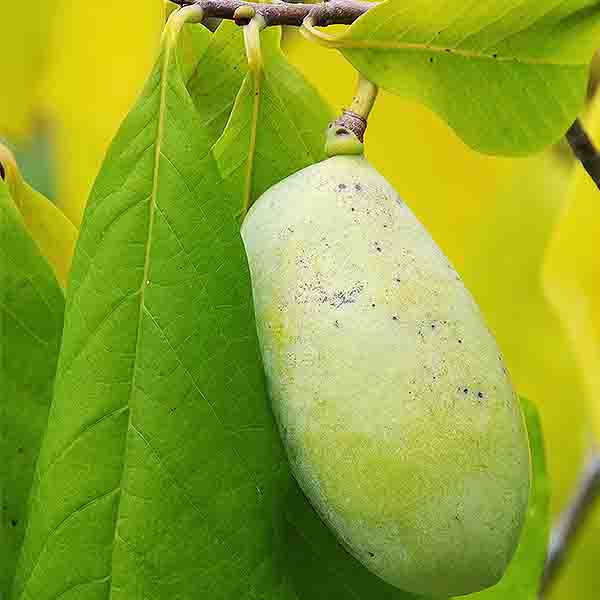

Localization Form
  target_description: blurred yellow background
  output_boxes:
[2,3,599,598]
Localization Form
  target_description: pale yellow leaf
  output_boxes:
[0,144,77,289]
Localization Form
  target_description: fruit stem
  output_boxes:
[325,72,378,157]
[241,14,266,217]
[349,74,378,122]
[540,448,600,597]
[242,13,266,73]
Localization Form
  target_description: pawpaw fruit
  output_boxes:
[241,154,530,597]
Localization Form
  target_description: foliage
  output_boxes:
[303,0,600,155]
[1,0,598,598]
[0,179,65,596]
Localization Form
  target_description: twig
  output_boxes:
[170,0,375,27]
[565,119,600,191]
[539,450,600,598]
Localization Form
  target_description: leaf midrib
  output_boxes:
[338,37,580,66]
[105,28,172,600]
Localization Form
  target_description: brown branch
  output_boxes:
[539,450,600,598]
[171,0,375,26]
[565,119,600,191]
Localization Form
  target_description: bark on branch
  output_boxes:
[539,450,600,598]
[565,119,600,191]
[172,0,375,26]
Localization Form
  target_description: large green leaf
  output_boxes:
[0,180,65,595]
[306,0,600,155]
[10,8,298,600]
[213,26,334,212]
[465,396,550,600]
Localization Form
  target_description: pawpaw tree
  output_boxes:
[2,1,600,599]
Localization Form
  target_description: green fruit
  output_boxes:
[241,155,530,597]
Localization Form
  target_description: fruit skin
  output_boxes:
[241,155,530,597]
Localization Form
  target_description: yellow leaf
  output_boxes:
[0,144,77,290]
[39,0,164,227]
[0,0,58,139]
[543,97,600,440]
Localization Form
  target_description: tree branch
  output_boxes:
[565,119,600,191]
[171,0,375,26]
[540,449,600,598]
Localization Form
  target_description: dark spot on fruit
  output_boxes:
[368,552,375,557]
[355,183,362,191]
[463,388,468,394]
[493,53,498,59]
[17,447,24,454]
[334,320,340,328]
[477,392,484,399]
[458,339,462,344]
[11,519,17,527]
[371,303,375,308]
[338,183,347,190]
[392,316,398,321]
[431,324,435,329]
[351,207,355,212]
[429,57,434,64]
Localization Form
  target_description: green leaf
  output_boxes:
[285,483,428,600]
[310,0,600,155]
[0,180,65,595]
[187,20,249,142]
[10,9,297,600]
[464,396,550,600]
[177,22,212,83]
[213,26,334,213]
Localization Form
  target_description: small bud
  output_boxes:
[233,4,256,25]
